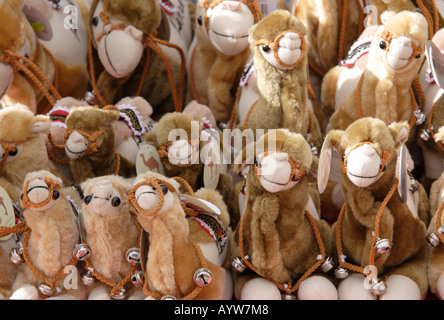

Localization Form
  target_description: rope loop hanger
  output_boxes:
[88,10,186,113]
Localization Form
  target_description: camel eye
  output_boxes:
[379,41,387,50]
[197,16,202,26]
[84,195,92,205]
[160,185,168,195]
[8,148,17,156]
[92,16,99,26]
[415,54,421,59]
[111,197,121,207]
[52,190,60,200]
[261,45,271,52]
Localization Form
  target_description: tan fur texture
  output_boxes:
[87,0,184,119]
[327,10,428,132]
[230,129,332,299]
[65,106,136,185]
[329,118,430,298]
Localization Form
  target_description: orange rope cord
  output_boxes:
[189,45,200,103]
[21,228,79,291]
[338,0,349,65]
[238,209,326,295]
[0,221,29,239]
[425,103,444,153]
[336,179,399,279]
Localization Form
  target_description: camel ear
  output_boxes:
[317,130,343,194]
[103,109,120,124]
[388,121,409,147]
[31,115,51,133]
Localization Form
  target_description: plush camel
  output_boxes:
[128,171,231,300]
[0,0,88,114]
[187,0,262,123]
[63,105,136,185]
[79,175,145,300]
[229,129,336,300]
[87,0,188,118]
[325,117,429,300]
[427,170,444,299]
[231,10,323,153]
[326,10,428,132]
[10,170,85,299]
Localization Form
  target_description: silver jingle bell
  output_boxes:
[232,256,248,272]
[84,91,97,105]
[131,270,145,288]
[81,271,96,287]
[374,238,392,254]
[125,247,141,265]
[110,288,127,300]
[161,295,177,300]
[194,268,213,287]
[281,293,297,300]
[370,280,387,297]
[414,110,426,125]
[311,144,319,156]
[420,129,431,142]
[73,243,91,261]
[335,266,349,279]
[321,256,334,273]
[9,247,24,264]
[38,283,54,297]
[426,232,442,247]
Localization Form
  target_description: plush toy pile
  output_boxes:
[0,0,444,301]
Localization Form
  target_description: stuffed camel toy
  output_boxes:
[0,103,70,204]
[229,129,336,300]
[10,170,85,300]
[144,106,235,225]
[62,105,136,185]
[323,117,429,300]
[231,9,322,153]
[79,175,145,300]
[86,0,188,118]
[325,10,429,132]
[426,170,444,299]
[0,0,88,115]
[127,171,232,300]
[187,0,262,123]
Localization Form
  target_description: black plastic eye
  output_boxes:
[52,190,60,200]
[380,164,386,172]
[160,185,168,195]
[379,41,387,50]
[415,54,421,59]
[84,195,92,205]
[20,193,23,200]
[92,16,99,26]
[8,148,17,156]
[291,176,299,182]
[111,197,121,207]
[254,157,259,166]
[261,45,270,52]
[197,16,203,26]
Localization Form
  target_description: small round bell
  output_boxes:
[232,256,248,272]
[281,293,297,300]
[9,247,24,264]
[161,295,177,300]
[426,232,442,247]
[81,271,96,287]
[321,256,334,273]
[335,266,349,279]
[73,243,91,261]
[420,129,431,142]
[110,288,127,300]
[193,268,213,287]
[131,270,145,288]
[84,91,97,105]
[38,283,54,297]
[414,110,426,125]
[374,238,392,254]
[311,144,319,156]
[125,247,141,265]
[370,280,387,297]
